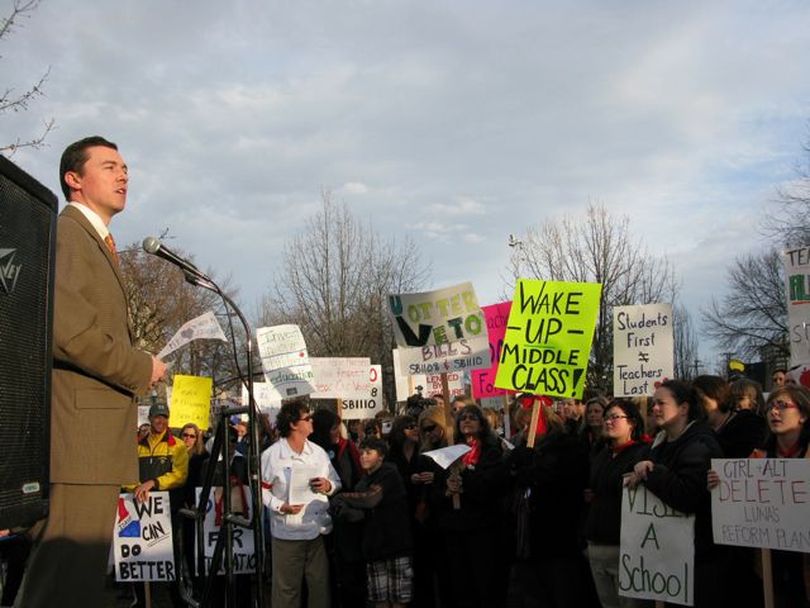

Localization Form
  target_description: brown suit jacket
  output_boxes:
[50,204,152,485]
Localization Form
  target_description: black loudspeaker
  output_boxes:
[0,155,57,529]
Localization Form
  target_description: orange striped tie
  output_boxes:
[104,233,120,266]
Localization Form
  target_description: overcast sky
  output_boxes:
[5,0,810,369]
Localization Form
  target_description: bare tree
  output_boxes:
[0,0,54,155]
[763,135,810,247]
[672,304,699,381]
[508,204,678,394]
[120,242,242,397]
[262,192,430,405]
[701,249,788,361]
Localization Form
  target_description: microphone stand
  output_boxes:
[175,268,265,608]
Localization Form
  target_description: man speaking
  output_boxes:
[16,136,167,607]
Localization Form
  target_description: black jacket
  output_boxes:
[585,442,650,545]
[332,462,412,561]
[645,421,723,557]
[716,409,767,459]
[434,437,507,532]
[509,430,589,557]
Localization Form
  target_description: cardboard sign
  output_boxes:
[340,364,384,420]
[613,303,674,397]
[784,247,810,366]
[114,492,175,582]
[619,485,694,606]
[256,324,315,397]
[472,301,512,399]
[393,349,424,402]
[388,282,488,348]
[711,458,810,553]
[395,336,491,375]
[494,279,601,399]
[310,357,371,400]
[169,375,213,430]
[197,486,257,574]
[137,405,150,428]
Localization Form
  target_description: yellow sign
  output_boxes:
[494,278,602,399]
[169,375,213,430]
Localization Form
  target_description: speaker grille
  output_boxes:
[0,156,56,529]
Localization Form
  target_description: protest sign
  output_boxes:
[393,350,467,401]
[784,246,810,366]
[393,349,425,401]
[395,336,491,375]
[423,371,465,399]
[310,357,371,399]
[388,282,488,348]
[613,303,673,397]
[243,382,282,423]
[197,487,256,574]
[114,492,175,582]
[711,458,810,553]
[169,375,212,430]
[472,301,512,400]
[619,484,694,606]
[256,324,315,397]
[137,405,150,427]
[340,364,383,420]
[157,310,228,360]
[494,279,601,399]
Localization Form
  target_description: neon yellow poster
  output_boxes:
[494,279,601,399]
[168,375,213,430]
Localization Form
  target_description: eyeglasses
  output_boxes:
[458,413,479,422]
[182,433,197,439]
[421,424,437,433]
[604,414,629,423]
[768,400,798,412]
[299,415,312,422]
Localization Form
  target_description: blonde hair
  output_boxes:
[418,405,453,450]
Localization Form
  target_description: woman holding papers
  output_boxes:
[585,400,649,608]
[260,398,342,608]
[628,379,724,607]
[434,404,507,608]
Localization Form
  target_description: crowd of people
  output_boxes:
[232,369,810,607]
[2,370,808,608]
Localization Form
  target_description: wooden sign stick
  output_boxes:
[502,395,511,439]
[762,548,775,608]
[526,400,541,448]
[441,373,454,430]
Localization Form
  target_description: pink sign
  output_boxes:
[472,301,512,399]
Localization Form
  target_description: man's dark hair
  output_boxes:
[59,136,118,200]
[275,397,310,438]
[359,437,388,458]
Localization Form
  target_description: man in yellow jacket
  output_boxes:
[125,403,189,608]
[126,403,189,504]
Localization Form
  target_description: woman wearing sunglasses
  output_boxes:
[433,404,506,608]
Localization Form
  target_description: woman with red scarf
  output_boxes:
[585,400,649,608]
[434,404,507,608]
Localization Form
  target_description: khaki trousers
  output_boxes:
[14,483,119,608]
[271,535,330,608]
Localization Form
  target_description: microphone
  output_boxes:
[142,236,204,278]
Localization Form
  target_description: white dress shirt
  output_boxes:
[260,438,341,540]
